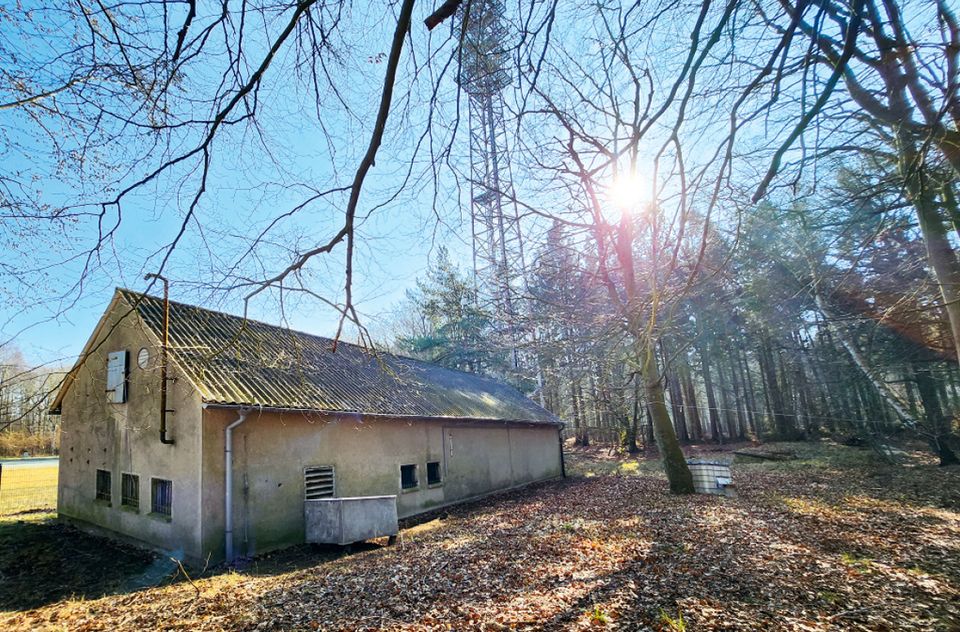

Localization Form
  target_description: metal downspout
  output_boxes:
[558,426,566,478]
[144,273,175,445]
[225,408,250,563]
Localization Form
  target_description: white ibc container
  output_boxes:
[686,460,736,497]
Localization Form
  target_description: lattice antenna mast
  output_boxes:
[459,0,527,369]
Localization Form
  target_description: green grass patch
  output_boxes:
[840,552,874,571]
[0,464,58,515]
[733,440,891,472]
[659,607,687,631]
[588,604,610,625]
[565,452,663,478]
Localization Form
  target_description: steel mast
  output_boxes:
[459,0,526,369]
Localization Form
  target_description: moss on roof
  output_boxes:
[118,289,559,424]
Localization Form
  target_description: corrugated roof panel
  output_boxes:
[117,289,559,424]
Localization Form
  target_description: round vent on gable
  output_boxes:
[137,347,151,369]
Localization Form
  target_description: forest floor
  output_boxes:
[1,441,958,631]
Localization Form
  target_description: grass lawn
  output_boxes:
[0,463,58,515]
[1,441,958,630]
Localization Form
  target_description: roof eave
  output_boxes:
[201,401,564,427]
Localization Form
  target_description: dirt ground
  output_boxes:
[1,441,958,631]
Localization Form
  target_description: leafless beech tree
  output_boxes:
[1,1,440,342]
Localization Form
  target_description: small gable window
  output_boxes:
[400,464,418,490]
[106,350,128,403]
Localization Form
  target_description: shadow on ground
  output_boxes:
[0,512,381,612]
[0,512,158,611]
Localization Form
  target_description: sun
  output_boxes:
[608,172,648,209]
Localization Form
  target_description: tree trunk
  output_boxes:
[623,378,641,453]
[900,137,960,364]
[776,349,799,438]
[660,340,689,443]
[815,292,917,424]
[588,372,602,429]
[576,380,590,446]
[644,402,655,447]
[914,366,960,466]
[759,335,792,439]
[727,352,748,440]
[935,372,952,421]
[802,330,833,434]
[737,345,759,438]
[640,342,694,493]
[681,361,704,441]
[948,365,960,410]
[904,371,919,416]
[571,377,587,447]
[700,343,723,442]
[794,364,813,438]
[715,352,736,441]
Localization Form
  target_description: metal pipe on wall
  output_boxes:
[144,273,175,445]
[224,408,250,563]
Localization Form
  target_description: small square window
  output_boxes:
[95,469,111,503]
[151,478,172,517]
[427,461,442,486]
[400,464,418,490]
[121,473,139,510]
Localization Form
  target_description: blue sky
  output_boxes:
[0,3,481,368]
[0,0,769,370]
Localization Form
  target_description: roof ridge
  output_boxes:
[115,288,528,388]
[117,287,343,346]
[51,289,558,424]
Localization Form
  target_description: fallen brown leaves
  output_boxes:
[3,442,958,631]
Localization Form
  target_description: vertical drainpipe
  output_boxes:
[144,273,175,445]
[225,408,250,563]
[558,425,566,478]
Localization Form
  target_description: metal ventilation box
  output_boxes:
[304,495,399,546]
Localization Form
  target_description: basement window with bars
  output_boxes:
[121,473,139,510]
[427,461,442,486]
[304,466,335,500]
[95,469,111,503]
[400,464,418,490]
[151,478,172,517]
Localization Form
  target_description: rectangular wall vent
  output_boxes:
[304,466,335,500]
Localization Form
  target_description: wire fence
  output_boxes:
[0,460,58,515]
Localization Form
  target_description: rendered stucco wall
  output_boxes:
[57,298,205,561]
[200,409,562,562]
